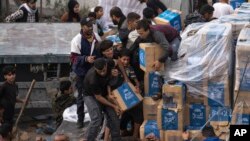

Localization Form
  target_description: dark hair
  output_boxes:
[127,12,141,22]
[136,19,151,30]
[110,6,125,18]
[143,7,155,19]
[119,49,131,58]
[67,0,80,22]
[202,126,216,138]
[2,65,16,75]
[99,40,113,53]
[60,80,71,93]
[94,6,103,13]
[27,0,37,3]
[200,4,214,15]
[195,0,208,12]
[88,12,96,19]
[94,58,107,70]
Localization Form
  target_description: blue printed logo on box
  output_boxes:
[208,82,225,107]
[230,0,245,9]
[210,106,231,122]
[117,83,140,109]
[236,114,250,125]
[139,48,146,68]
[158,10,182,31]
[106,35,121,43]
[190,104,206,127]
[240,68,250,91]
[148,72,161,96]
[144,120,160,139]
[162,109,178,130]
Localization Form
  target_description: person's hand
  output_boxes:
[87,56,95,63]
[111,69,119,77]
[182,131,190,140]
[152,60,162,71]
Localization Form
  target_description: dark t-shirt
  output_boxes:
[0,82,18,123]
[84,59,115,97]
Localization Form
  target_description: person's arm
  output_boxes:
[115,60,131,83]
[61,12,69,22]
[95,94,120,114]
[5,10,24,22]
[154,31,170,63]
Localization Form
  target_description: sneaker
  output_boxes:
[77,121,84,129]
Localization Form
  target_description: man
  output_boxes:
[70,17,101,128]
[143,7,156,25]
[129,19,176,81]
[83,58,122,141]
[213,0,234,18]
[5,0,39,22]
[200,4,216,22]
[138,0,167,16]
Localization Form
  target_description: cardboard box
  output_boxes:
[163,130,182,141]
[232,100,250,124]
[140,120,162,141]
[162,82,186,110]
[209,106,232,126]
[235,24,250,94]
[112,82,143,112]
[157,103,184,130]
[205,77,230,107]
[230,0,245,9]
[188,104,207,127]
[154,9,182,31]
[144,72,162,97]
[143,97,160,120]
[139,43,164,72]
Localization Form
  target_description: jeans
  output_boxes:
[84,96,121,141]
[170,37,181,61]
[76,75,85,123]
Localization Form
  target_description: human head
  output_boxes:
[54,133,69,141]
[202,126,216,138]
[94,6,104,19]
[127,12,141,30]
[68,0,80,14]
[80,17,93,37]
[118,49,131,67]
[200,4,214,22]
[88,12,96,21]
[136,19,151,39]
[100,40,114,59]
[110,6,125,25]
[60,80,73,95]
[27,0,37,10]
[138,0,146,3]
[143,7,155,20]
[2,65,16,83]
[94,58,108,77]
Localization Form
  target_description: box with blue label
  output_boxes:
[139,43,164,72]
[143,97,161,120]
[205,79,230,107]
[230,0,245,9]
[231,101,250,125]
[106,34,121,45]
[144,72,163,97]
[157,102,184,130]
[162,81,186,110]
[112,82,143,112]
[209,106,232,126]
[140,120,163,141]
[154,9,182,31]
[189,104,206,127]
[235,25,250,94]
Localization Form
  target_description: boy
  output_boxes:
[0,65,25,138]
[52,80,76,128]
[5,0,39,22]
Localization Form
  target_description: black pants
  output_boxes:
[76,75,85,123]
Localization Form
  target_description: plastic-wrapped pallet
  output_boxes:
[234,24,250,106]
[165,22,233,98]
[235,2,250,14]
[232,101,250,125]
[217,14,250,39]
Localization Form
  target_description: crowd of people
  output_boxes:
[0,0,236,140]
